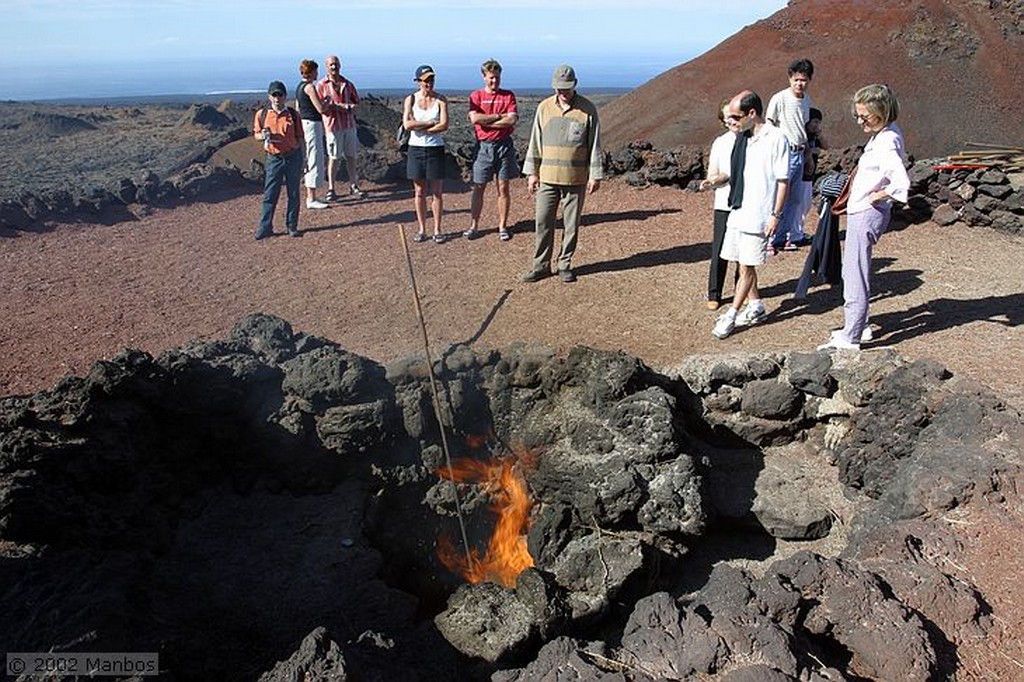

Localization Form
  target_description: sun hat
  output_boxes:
[267,81,287,96]
[414,65,436,81]
[551,65,577,89]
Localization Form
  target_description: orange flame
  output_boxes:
[437,455,535,587]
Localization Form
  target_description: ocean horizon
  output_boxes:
[0,53,680,104]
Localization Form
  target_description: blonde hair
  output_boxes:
[853,84,900,125]
[481,58,502,75]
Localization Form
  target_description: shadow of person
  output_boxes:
[576,243,710,277]
[583,207,682,226]
[764,266,926,324]
[872,293,1023,345]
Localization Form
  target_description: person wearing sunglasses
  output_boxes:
[253,81,304,240]
[818,84,909,351]
[403,65,450,244]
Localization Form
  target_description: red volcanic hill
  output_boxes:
[600,0,1024,157]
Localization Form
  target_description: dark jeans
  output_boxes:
[708,209,732,302]
[258,150,302,237]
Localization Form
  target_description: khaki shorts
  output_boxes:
[720,222,767,266]
[326,127,359,160]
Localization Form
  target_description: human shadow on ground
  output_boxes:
[763,258,925,325]
[871,292,1023,346]
[576,242,712,277]
[454,289,514,348]
[584,207,682,227]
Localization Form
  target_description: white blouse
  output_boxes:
[849,123,910,215]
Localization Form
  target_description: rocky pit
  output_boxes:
[1,314,1020,681]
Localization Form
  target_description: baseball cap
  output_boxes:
[414,65,436,81]
[267,81,287,96]
[551,65,577,89]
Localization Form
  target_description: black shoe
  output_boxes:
[520,269,549,283]
[288,229,301,238]
[255,231,271,240]
[558,268,576,283]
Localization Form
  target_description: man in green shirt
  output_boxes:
[520,65,604,283]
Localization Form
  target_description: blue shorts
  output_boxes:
[471,138,519,184]
[407,145,446,180]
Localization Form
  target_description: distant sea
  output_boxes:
[0,53,679,104]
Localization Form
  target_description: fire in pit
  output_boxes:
[436,450,535,588]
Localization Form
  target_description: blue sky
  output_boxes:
[1,0,788,99]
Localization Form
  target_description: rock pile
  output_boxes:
[909,164,1023,233]
[1,314,1019,681]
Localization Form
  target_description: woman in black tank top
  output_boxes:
[295,60,330,208]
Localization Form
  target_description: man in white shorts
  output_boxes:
[713,90,790,340]
[316,55,366,201]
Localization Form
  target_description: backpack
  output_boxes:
[257,106,299,131]
[396,122,411,153]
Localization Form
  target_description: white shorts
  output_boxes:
[326,127,359,160]
[720,222,768,266]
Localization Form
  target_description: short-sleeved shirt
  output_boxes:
[469,88,518,142]
[316,76,359,131]
[726,124,789,234]
[709,130,736,212]
[765,88,811,147]
[252,107,301,156]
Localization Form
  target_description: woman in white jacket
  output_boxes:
[819,84,910,350]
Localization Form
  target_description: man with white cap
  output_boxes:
[520,64,603,283]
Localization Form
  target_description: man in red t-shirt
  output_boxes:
[463,59,519,242]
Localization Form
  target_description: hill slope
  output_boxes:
[601,0,1024,157]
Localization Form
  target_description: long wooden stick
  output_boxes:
[397,223,475,574]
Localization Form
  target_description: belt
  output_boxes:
[791,144,806,151]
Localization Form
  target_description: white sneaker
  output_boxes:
[712,312,737,339]
[736,304,767,327]
[817,331,860,351]
[860,326,874,342]
[306,200,329,209]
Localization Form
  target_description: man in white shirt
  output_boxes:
[712,90,790,340]
[765,58,814,252]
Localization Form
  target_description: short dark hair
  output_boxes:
[809,107,823,121]
[788,58,814,79]
[481,59,502,75]
[738,91,763,117]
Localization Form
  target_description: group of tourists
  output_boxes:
[253,55,911,352]
[253,55,367,240]
[698,57,910,350]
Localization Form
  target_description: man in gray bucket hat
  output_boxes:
[520,64,604,283]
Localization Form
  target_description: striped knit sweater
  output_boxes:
[522,93,604,186]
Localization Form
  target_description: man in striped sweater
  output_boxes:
[520,65,604,283]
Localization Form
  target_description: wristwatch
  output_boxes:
[770,210,782,218]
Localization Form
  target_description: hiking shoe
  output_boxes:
[350,184,366,198]
[712,312,736,339]
[735,304,767,327]
[306,199,329,209]
[324,189,338,202]
[817,331,859,351]
[520,269,549,283]
[558,268,576,283]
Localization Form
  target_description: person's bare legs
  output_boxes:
[430,180,444,236]
[346,157,360,191]
[496,179,511,230]
[729,264,759,313]
[413,179,428,236]
[327,156,339,197]
[469,184,486,230]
